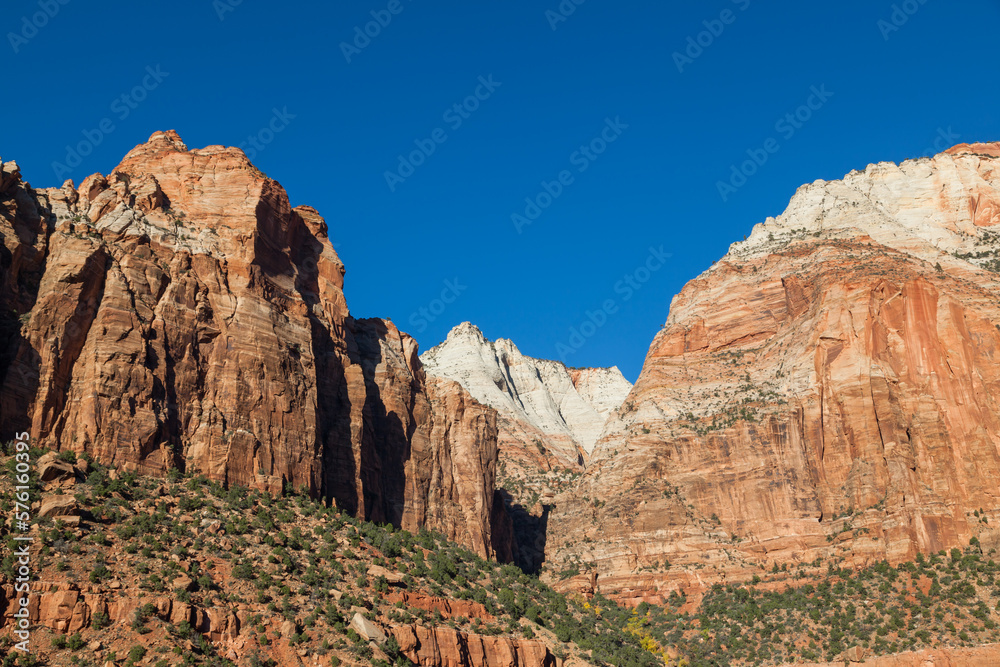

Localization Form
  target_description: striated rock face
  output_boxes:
[421,323,630,570]
[545,143,1000,603]
[390,624,557,667]
[0,582,240,642]
[0,132,507,558]
[421,322,632,471]
[353,318,510,560]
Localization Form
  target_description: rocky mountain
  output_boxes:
[544,142,1000,606]
[420,324,632,571]
[6,132,1000,666]
[0,132,508,560]
[421,322,632,474]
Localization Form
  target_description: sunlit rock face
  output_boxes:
[421,322,632,473]
[544,143,1000,604]
[0,131,509,559]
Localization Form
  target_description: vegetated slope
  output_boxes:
[7,449,1000,666]
[544,143,1000,612]
[0,133,508,560]
[0,447,662,667]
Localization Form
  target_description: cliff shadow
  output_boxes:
[497,488,550,574]
[0,329,40,441]
[0,205,48,441]
[352,318,409,528]
[291,227,360,511]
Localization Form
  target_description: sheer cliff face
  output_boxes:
[545,143,1000,603]
[0,132,506,559]
[420,322,633,476]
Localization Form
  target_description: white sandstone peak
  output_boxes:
[420,324,633,454]
[722,147,1000,270]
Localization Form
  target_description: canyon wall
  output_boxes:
[544,142,1000,603]
[0,132,507,558]
[421,323,631,570]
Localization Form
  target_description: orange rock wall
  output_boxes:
[0,133,507,558]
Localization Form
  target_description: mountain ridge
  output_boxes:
[4,134,1000,667]
[542,141,1000,608]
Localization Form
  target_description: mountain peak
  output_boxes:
[446,321,487,341]
[722,145,1000,267]
[421,325,632,459]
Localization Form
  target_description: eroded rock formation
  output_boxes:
[421,322,632,473]
[0,132,507,558]
[545,142,1000,603]
[390,625,557,667]
[421,323,631,570]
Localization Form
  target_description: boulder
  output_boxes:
[350,612,386,645]
[37,452,75,484]
[39,495,78,519]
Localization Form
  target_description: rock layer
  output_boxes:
[789,642,1000,667]
[0,132,507,558]
[545,143,1000,603]
[390,624,556,667]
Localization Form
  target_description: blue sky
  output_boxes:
[3,0,998,380]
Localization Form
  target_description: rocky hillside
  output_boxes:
[0,133,507,560]
[9,447,1000,666]
[544,142,1000,605]
[0,447,666,667]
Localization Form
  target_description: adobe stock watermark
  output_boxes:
[878,0,930,41]
[555,246,671,361]
[673,0,751,73]
[545,0,587,31]
[237,107,296,161]
[511,116,628,234]
[716,84,833,202]
[51,65,170,181]
[8,0,71,54]
[384,75,502,192]
[9,431,34,653]
[408,278,467,333]
[918,126,960,158]
[213,0,243,21]
[341,0,414,64]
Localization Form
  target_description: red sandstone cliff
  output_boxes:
[544,142,1000,603]
[0,132,508,559]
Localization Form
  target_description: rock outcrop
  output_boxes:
[0,581,240,641]
[421,322,632,472]
[0,579,556,667]
[352,318,510,560]
[390,624,556,667]
[545,142,1000,602]
[421,323,630,570]
[0,132,507,558]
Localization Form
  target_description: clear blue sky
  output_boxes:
[4,0,998,380]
